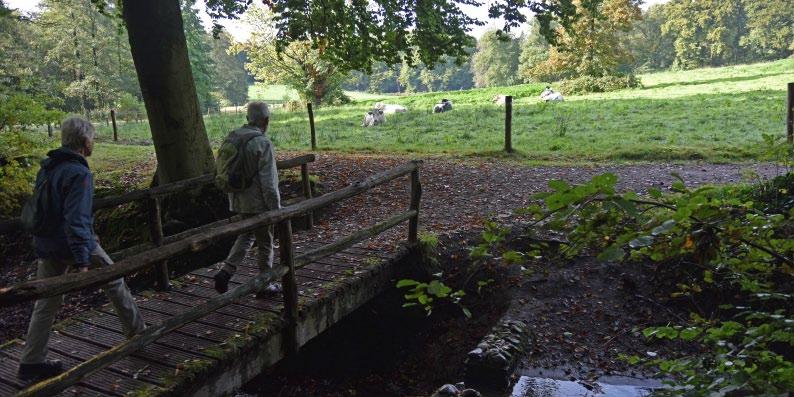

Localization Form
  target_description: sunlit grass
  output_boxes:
[88,58,793,166]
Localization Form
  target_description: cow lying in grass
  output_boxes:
[433,99,453,113]
[362,109,385,127]
[374,102,407,114]
[540,87,564,102]
[492,95,508,105]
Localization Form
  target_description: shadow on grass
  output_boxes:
[645,71,793,90]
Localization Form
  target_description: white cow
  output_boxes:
[540,87,564,102]
[492,95,508,105]
[374,102,407,114]
[361,109,385,127]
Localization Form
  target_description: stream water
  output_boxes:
[508,368,662,397]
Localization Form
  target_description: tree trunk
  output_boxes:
[121,0,214,184]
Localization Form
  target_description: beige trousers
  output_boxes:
[21,243,145,364]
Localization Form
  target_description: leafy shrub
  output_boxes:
[0,94,63,131]
[0,132,47,216]
[559,74,642,94]
[115,92,146,122]
[516,172,794,396]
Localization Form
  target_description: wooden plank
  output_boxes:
[3,342,155,396]
[45,334,170,386]
[0,378,18,396]
[60,322,212,367]
[90,308,237,343]
[171,278,283,313]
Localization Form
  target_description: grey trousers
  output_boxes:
[21,243,145,364]
[221,214,274,274]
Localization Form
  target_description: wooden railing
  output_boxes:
[2,160,422,397]
[0,154,316,290]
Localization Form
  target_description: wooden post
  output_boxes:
[277,220,298,355]
[300,163,314,228]
[307,102,317,150]
[787,82,793,144]
[408,168,422,244]
[147,197,170,291]
[110,109,118,142]
[504,95,513,153]
[47,123,53,138]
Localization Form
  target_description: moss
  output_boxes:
[125,385,164,397]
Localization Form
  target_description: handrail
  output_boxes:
[14,210,417,397]
[0,154,316,234]
[0,160,422,306]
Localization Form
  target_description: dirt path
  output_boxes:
[305,153,779,242]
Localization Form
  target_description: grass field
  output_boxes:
[91,58,794,165]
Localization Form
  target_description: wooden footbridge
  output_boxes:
[0,156,423,396]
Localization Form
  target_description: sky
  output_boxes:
[6,0,671,41]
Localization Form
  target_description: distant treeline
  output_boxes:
[343,0,793,94]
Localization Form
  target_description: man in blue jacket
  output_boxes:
[18,117,145,381]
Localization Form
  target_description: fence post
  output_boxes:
[147,197,170,291]
[110,109,118,142]
[278,220,299,355]
[408,167,422,244]
[300,163,314,228]
[504,95,513,153]
[47,123,53,138]
[307,102,317,150]
[787,82,793,144]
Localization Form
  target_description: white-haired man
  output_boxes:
[213,102,282,295]
[18,117,145,381]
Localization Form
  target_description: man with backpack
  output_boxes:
[213,102,281,296]
[18,117,145,382]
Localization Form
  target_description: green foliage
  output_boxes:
[236,5,345,105]
[520,159,794,395]
[559,74,642,94]
[661,0,794,69]
[0,131,48,216]
[182,0,216,111]
[472,30,521,88]
[210,31,248,105]
[396,277,469,318]
[0,94,63,131]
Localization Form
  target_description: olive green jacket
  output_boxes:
[227,125,281,214]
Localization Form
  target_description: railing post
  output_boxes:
[277,219,299,355]
[300,163,314,229]
[307,102,317,150]
[504,95,513,153]
[408,166,422,244]
[110,109,118,142]
[787,82,793,144]
[147,197,170,291]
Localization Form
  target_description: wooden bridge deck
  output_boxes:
[0,238,410,396]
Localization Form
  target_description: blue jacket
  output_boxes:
[33,147,96,265]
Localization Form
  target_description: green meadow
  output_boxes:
[90,58,793,165]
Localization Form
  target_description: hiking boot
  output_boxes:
[213,269,232,294]
[255,282,283,299]
[18,360,63,382]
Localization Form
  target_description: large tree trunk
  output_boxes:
[122,0,214,184]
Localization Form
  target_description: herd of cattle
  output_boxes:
[361,86,565,127]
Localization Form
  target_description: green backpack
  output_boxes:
[215,131,261,193]
[21,169,54,235]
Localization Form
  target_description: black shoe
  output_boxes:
[255,282,283,299]
[18,360,63,382]
[213,270,231,294]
